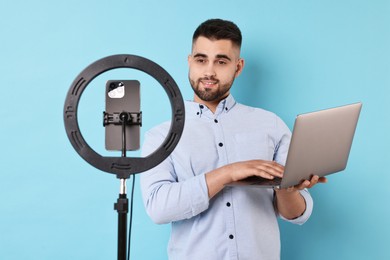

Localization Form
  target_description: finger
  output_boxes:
[306,175,320,188]
[257,162,284,177]
[254,170,276,180]
[318,177,328,183]
[253,160,283,170]
[303,175,328,189]
[260,168,283,178]
[295,179,311,190]
[269,161,284,173]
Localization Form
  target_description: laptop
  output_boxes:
[228,102,362,189]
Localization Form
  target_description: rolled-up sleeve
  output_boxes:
[278,189,313,225]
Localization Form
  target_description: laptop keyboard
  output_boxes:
[240,176,282,186]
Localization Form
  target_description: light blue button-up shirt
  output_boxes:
[141,94,313,260]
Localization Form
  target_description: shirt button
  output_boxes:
[214,119,218,123]
[218,143,223,147]
[229,234,234,239]
[226,202,231,207]
[199,105,204,109]
[196,112,200,115]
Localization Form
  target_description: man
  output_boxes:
[141,19,326,260]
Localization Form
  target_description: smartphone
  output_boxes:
[105,80,141,151]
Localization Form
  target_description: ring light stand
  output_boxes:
[63,54,185,260]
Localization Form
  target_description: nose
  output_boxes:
[204,63,216,78]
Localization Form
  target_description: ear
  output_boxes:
[234,58,245,78]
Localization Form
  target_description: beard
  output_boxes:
[189,75,235,102]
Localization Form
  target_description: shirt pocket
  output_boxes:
[232,132,275,161]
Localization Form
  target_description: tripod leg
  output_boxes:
[114,179,128,260]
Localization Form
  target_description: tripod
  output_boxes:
[64,54,185,260]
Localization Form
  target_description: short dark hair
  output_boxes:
[192,19,242,48]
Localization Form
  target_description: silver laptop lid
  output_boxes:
[280,102,362,188]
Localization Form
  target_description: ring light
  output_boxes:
[63,54,185,179]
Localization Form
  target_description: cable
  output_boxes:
[127,174,136,260]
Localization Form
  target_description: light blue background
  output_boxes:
[1,0,389,259]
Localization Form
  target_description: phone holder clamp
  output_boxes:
[103,111,142,127]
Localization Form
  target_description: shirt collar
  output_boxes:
[185,94,237,118]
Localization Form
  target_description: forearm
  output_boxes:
[274,189,306,220]
[205,164,234,198]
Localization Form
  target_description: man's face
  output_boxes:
[188,36,244,105]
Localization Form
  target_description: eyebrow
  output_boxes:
[193,53,207,58]
[193,53,232,61]
[215,54,232,61]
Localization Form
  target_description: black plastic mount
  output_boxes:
[63,54,185,179]
[103,111,142,127]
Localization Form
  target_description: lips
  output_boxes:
[200,79,218,88]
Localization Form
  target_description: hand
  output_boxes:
[206,160,284,199]
[228,160,284,182]
[280,175,328,193]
